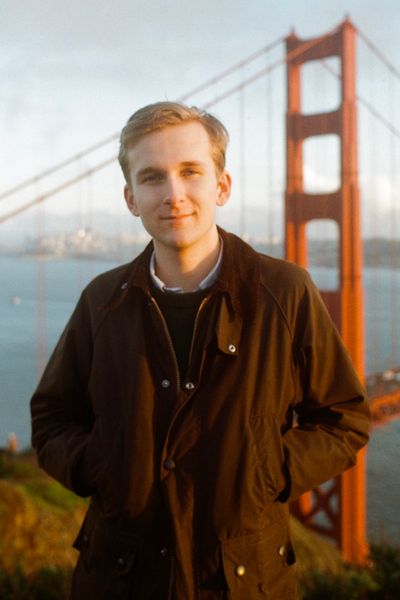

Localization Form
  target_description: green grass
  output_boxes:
[20,479,86,512]
[1,450,400,599]
[0,566,72,600]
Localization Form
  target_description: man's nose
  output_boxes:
[163,175,185,204]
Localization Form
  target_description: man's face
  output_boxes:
[124,122,231,255]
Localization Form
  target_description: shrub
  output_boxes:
[368,542,400,599]
[0,566,71,600]
[300,541,400,600]
[300,567,377,599]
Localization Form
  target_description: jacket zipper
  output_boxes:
[149,294,211,391]
[148,296,181,396]
[187,297,210,371]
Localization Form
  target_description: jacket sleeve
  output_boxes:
[282,272,370,503]
[30,292,94,496]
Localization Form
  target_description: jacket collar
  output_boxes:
[214,227,260,321]
[125,227,261,320]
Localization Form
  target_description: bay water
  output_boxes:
[1,254,399,542]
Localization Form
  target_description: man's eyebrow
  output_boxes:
[135,161,206,180]
[180,161,205,168]
[135,166,163,180]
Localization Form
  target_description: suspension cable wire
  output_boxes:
[86,171,94,281]
[34,175,48,377]
[389,74,398,369]
[0,25,342,224]
[178,36,284,103]
[239,83,246,238]
[0,156,115,225]
[0,134,118,202]
[365,49,382,374]
[0,37,284,204]
[203,28,341,110]
[266,63,274,247]
[76,157,85,292]
[320,59,400,141]
[357,95,400,140]
[356,26,400,83]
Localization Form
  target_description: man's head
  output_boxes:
[118,102,229,186]
[120,102,232,257]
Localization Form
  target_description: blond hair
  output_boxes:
[118,102,229,185]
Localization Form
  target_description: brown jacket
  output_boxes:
[31,229,370,600]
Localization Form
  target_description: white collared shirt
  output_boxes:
[150,241,223,293]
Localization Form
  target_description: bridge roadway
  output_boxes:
[367,367,400,426]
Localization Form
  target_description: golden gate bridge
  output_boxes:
[1,18,399,563]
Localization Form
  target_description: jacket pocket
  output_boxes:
[249,414,287,502]
[80,417,122,500]
[220,516,297,599]
[72,514,137,600]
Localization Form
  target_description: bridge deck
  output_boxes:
[366,368,400,425]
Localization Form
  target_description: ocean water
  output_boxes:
[1,254,399,542]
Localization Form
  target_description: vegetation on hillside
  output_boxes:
[0,450,399,599]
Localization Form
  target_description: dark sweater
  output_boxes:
[151,286,209,379]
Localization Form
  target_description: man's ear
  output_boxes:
[124,184,140,217]
[216,171,232,207]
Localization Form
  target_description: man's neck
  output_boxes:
[153,229,221,293]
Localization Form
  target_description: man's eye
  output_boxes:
[142,173,162,183]
[182,168,199,176]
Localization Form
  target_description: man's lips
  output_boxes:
[161,213,194,221]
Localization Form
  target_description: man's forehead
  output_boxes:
[126,122,213,172]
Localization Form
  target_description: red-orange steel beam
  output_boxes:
[285,19,368,563]
[370,391,400,426]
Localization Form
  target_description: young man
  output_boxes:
[31,102,370,600]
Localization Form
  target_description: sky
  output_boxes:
[1,0,399,238]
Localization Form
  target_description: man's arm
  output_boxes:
[30,294,94,496]
[282,272,370,502]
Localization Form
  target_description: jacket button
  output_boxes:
[82,534,89,545]
[161,379,170,388]
[235,565,246,577]
[117,557,125,567]
[278,545,286,557]
[164,458,176,470]
[160,547,168,558]
[185,382,195,390]
[228,344,236,353]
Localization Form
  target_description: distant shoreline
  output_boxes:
[1,237,399,268]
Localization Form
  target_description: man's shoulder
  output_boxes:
[80,249,147,311]
[85,261,133,294]
[221,229,311,291]
[256,252,311,291]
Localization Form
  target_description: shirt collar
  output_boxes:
[150,239,223,293]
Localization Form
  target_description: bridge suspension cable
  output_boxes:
[0,37,283,205]
[178,36,284,103]
[0,156,115,224]
[1,28,340,225]
[356,26,400,82]
[319,57,400,141]
[0,135,118,203]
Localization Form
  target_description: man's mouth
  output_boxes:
[162,213,193,221]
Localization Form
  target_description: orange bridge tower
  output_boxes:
[285,19,367,562]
